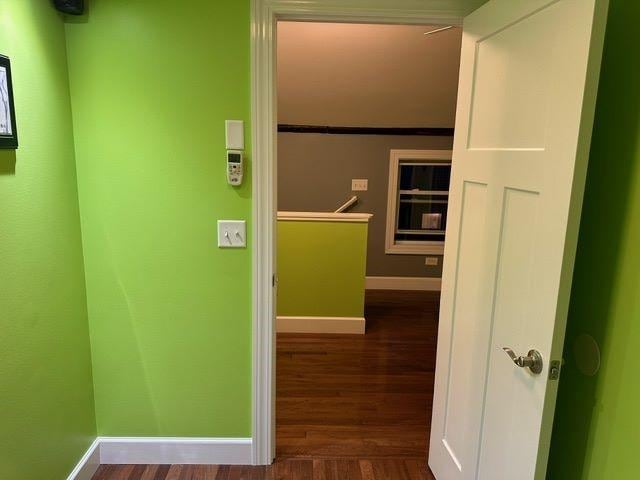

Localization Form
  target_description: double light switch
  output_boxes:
[218,220,246,248]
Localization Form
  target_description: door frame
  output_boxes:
[250,0,479,465]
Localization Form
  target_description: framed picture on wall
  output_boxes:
[0,54,18,149]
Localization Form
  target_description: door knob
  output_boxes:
[503,347,543,375]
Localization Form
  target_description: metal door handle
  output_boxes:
[503,347,543,375]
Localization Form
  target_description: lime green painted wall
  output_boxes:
[548,1,640,478]
[277,220,368,318]
[63,0,252,437]
[7,0,640,474]
[0,2,96,479]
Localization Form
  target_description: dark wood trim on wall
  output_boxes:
[278,124,455,136]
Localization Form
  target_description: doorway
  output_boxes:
[274,20,461,474]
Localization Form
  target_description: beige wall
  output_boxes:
[277,22,462,278]
[277,22,462,127]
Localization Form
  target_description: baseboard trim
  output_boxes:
[66,439,100,480]
[98,437,253,465]
[277,316,365,334]
[66,437,253,473]
[365,276,442,291]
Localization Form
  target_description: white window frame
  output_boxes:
[385,149,453,255]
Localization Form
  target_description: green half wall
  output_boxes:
[277,219,369,318]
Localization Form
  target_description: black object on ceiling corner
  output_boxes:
[52,0,85,15]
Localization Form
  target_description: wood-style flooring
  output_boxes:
[277,290,438,458]
[91,290,439,479]
[91,458,433,479]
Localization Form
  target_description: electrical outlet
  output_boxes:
[352,179,368,191]
[425,257,439,266]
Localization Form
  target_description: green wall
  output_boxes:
[548,0,640,478]
[0,2,96,479]
[4,0,640,476]
[277,220,369,318]
[64,0,252,437]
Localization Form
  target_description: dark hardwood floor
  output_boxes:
[91,290,439,479]
[277,290,438,458]
[91,458,433,479]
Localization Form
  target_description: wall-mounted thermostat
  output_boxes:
[227,150,244,186]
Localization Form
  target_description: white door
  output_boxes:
[429,0,608,479]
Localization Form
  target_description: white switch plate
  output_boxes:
[225,120,245,150]
[425,256,439,266]
[352,179,368,191]
[218,220,246,248]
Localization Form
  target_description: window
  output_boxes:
[385,149,453,255]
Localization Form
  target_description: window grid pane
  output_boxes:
[394,162,451,244]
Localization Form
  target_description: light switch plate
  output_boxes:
[352,179,368,191]
[425,256,439,266]
[218,220,246,248]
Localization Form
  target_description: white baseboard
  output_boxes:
[365,276,442,291]
[99,437,252,465]
[66,437,253,475]
[277,316,365,334]
[66,439,100,480]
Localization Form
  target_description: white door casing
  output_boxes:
[251,0,477,466]
[429,0,608,479]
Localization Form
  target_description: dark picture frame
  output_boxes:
[0,54,18,149]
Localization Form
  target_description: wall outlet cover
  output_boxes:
[425,257,439,266]
[218,220,247,248]
[352,179,368,191]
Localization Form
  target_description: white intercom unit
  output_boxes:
[226,150,244,186]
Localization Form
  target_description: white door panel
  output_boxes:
[429,0,608,479]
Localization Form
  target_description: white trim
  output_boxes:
[66,439,100,480]
[387,242,446,255]
[277,316,366,334]
[385,149,452,256]
[366,276,442,291]
[251,0,277,466]
[278,211,373,223]
[257,0,475,23]
[252,0,464,466]
[98,437,252,465]
[65,437,253,474]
